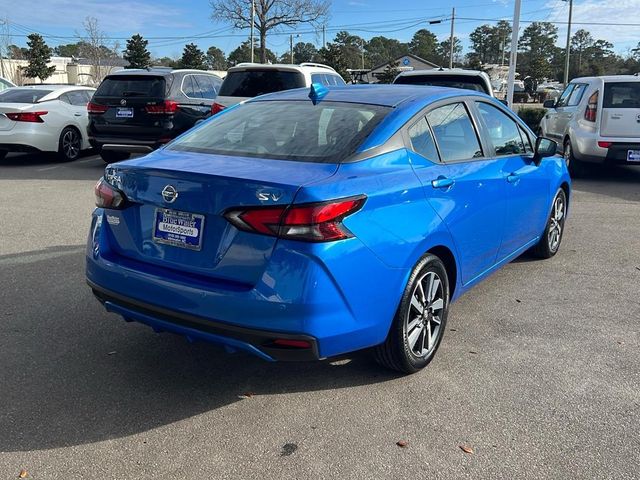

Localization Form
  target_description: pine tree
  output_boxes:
[375,59,400,84]
[179,43,206,70]
[123,34,151,69]
[22,34,56,82]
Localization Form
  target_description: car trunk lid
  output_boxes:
[599,81,640,138]
[104,150,338,286]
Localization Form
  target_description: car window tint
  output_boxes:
[518,125,534,153]
[83,90,94,103]
[603,82,640,108]
[394,74,489,94]
[218,70,306,97]
[182,75,198,98]
[95,76,165,98]
[68,90,89,106]
[556,84,575,107]
[311,73,327,85]
[567,83,587,106]
[0,89,53,103]
[477,103,525,156]
[197,75,217,98]
[408,117,440,162]
[59,93,71,104]
[167,101,391,163]
[426,103,483,162]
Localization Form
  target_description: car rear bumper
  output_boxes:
[0,125,59,152]
[572,129,640,164]
[89,136,172,153]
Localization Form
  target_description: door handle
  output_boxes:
[431,176,454,189]
[74,113,83,116]
[506,173,520,184]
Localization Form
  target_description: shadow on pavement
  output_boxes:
[571,165,640,203]
[0,246,400,452]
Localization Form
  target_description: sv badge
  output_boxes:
[257,189,283,202]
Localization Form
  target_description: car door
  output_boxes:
[407,101,508,285]
[179,74,211,124]
[473,101,551,259]
[544,83,574,140]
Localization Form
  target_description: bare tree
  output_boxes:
[77,17,120,85]
[210,0,330,63]
[0,17,12,80]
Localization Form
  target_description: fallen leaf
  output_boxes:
[635,266,640,271]
[617,341,623,345]
[515,299,522,303]
[237,392,255,399]
[469,351,478,355]
[450,328,457,332]
[107,351,116,355]
[280,443,298,456]
[459,445,474,454]
[18,470,28,478]
[396,440,408,448]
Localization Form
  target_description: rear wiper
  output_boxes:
[121,91,146,97]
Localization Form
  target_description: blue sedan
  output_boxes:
[87,84,570,374]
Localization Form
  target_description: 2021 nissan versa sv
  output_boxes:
[87,84,570,374]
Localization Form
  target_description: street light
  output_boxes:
[506,0,522,108]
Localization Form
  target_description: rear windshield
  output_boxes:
[167,100,391,163]
[218,70,306,97]
[0,89,52,103]
[394,74,489,94]
[95,76,166,98]
[603,82,640,108]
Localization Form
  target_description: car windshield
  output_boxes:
[0,89,53,103]
[603,82,640,108]
[95,76,166,98]
[394,74,489,94]
[218,70,306,97]
[167,100,391,163]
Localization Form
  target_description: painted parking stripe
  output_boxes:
[37,165,60,171]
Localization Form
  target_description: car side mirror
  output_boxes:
[543,99,556,109]
[533,137,557,165]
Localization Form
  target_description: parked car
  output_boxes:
[0,76,16,92]
[393,69,494,96]
[87,85,569,374]
[211,63,345,114]
[540,75,640,176]
[0,85,95,161]
[87,68,223,163]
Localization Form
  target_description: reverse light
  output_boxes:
[87,102,108,114]
[5,111,47,123]
[94,177,127,209]
[584,91,599,122]
[225,195,366,242]
[211,102,226,115]
[145,100,179,114]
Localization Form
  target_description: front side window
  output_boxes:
[477,103,525,155]
[567,83,587,106]
[426,103,483,162]
[408,117,439,162]
[556,84,575,107]
[167,100,390,163]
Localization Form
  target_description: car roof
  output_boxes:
[397,68,490,79]
[227,63,337,75]
[571,74,640,83]
[106,69,222,78]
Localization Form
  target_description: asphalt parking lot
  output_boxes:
[0,152,638,479]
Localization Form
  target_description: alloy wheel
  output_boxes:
[62,129,80,160]
[548,194,565,253]
[405,271,444,358]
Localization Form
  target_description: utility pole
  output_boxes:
[563,0,573,85]
[322,25,326,49]
[506,0,521,108]
[361,39,365,69]
[449,7,455,69]
[250,0,255,63]
[290,34,294,63]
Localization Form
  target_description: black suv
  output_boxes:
[88,68,223,162]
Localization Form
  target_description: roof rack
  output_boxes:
[300,63,336,72]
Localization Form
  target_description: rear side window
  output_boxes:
[603,82,640,108]
[476,103,525,155]
[0,89,52,103]
[66,90,90,106]
[427,103,483,161]
[311,73,346,86]
[167,100,390,163]
[95,76,166,98]
[408,117,439,162]
[395,74,489,94]
[218,70,306,97]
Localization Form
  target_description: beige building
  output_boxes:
[0,56,125,86]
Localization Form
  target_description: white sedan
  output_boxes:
[0,85,96,161]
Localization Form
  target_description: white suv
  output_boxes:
[212,63,345,114]
[540,75,640,176]
[393,69,494,97]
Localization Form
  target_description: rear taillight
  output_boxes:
[584,91,599,122]
[225,195,366,242]
[87,102,108,114]
[597,141,612,148]
[211,102,226,115]
[94,177,127,209]
[145,100,179,115]
[6,111,47,123]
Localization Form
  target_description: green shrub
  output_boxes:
[518,108,547,132]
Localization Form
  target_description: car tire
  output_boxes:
[532,188,567,259]
[374,254,449,374]
[57,127,82,162]
[100,149,131,163]
[563,138,587,178]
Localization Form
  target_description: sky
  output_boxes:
[1,0,639,59]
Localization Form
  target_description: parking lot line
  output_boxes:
[37,165,61,172]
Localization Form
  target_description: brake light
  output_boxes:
[598,141,612,148]
[94,177,127,209]
[584,91,599,122]
[5,111,47,123]
[211,102,226,115]
[271,339,312,349]
[145,100,179,114]
[225,195,366,242]
[87,102,108,114]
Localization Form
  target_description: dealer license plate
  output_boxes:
[153,208,204,251]
[116,107,134,118]
[627,150,640,162]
